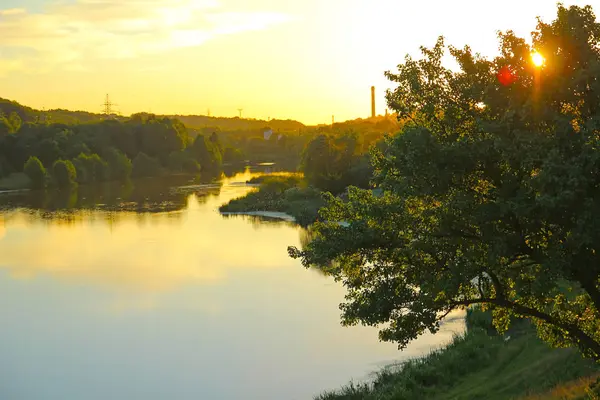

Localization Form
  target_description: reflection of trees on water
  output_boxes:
[220,214,296,229]
[298,226,316,250]
[0,174,225,226]
[297,226,332,277]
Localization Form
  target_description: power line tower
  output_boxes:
[102,94,118,117]
[237,108,243,118]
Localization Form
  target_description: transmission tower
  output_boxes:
[102,94,118,116]
[237,108,243,118]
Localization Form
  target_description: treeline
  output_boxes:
[0,98,113,126]
[169,115,305,132]
[1,97,400,170]
[211,115,401,170]
[298,116,401,194]
[0,113,227,189]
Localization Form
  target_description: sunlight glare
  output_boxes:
[532,52,545,67]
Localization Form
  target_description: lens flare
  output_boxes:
[532,52,545,67]
[497,66,517,86]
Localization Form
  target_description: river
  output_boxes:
[0,167,465,400]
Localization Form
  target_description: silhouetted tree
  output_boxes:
[291,4,600,362]
[105,148,132,181]
[52,159,77,188]
[23,156,47,189]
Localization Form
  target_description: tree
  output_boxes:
[8,112,22,133]
[300,134,338,191]
[105,148,132,181]
[223,146,245,163]
[132,152,161,178]
[72,153,108,184]
[52,159,77,188]
[134,118,188,163]
[290,5,600,361]
[189,135,222,171]
[300,132,372,193]
[23,156,47,189]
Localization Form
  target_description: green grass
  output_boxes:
[220,175,325,226]
[316,308,599,400]
[0,172,31,190]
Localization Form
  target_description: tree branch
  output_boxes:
[487,271,506,300]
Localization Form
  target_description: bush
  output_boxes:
[52,159,77,188]
[23,156,47,189]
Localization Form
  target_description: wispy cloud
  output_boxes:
[0,0,291,74]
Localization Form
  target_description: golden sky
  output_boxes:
[0,0,596,124]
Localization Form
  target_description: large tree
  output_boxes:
[290,4,600,360]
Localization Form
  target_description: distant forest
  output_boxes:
[0,97,402,190]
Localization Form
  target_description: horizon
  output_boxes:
[0,0,596,125]
[3,94,400,126]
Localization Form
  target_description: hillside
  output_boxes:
[0,97,307,132]
[167,114,306,132]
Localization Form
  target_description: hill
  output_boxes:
[0,97,307,131]
[167,114,306,133]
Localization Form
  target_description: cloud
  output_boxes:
[0,0,291,73]
[0,8,26,16]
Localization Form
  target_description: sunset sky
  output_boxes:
[0,0,596,124]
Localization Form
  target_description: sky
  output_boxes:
[0,0,597,125]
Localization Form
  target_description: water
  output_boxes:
[0,168,465,400]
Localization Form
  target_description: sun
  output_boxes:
[532,52,545,67]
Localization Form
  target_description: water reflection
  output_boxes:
[0,168,465,400]
[0,176,219,214]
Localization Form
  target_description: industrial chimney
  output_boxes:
[371,86,376,119]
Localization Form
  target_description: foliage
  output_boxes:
[72,153,108,184]
[188,134,222,171]
[167,150,201,174]
[223,146,246,163]
[52,159,77,188]
[220,175,325,227]
[316,309,599,400]
[0,108,233,183]
[132,116,189,162]
[300,132,373,194]
[105,148,132,181]
[132,152,162,178]
[290,5,600,361]
[23,157,46,189]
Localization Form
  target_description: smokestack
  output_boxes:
[371,86,376,119]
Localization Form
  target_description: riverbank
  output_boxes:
[220,211,296,222]
[317,308,600,400]
[219,175,324,227]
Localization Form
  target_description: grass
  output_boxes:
[521,375,600,400]
[316,308,599,400]
[0,172,31,191]
[220,175,325,226]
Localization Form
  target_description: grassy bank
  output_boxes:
[317,309,599,400]
[219,175,325,226]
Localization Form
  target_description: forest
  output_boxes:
[0,96,399,191]
[0,111,225,189]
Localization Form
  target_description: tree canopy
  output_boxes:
[0,114,224,183]
[290,4,600,361]
[301,131,372,194]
